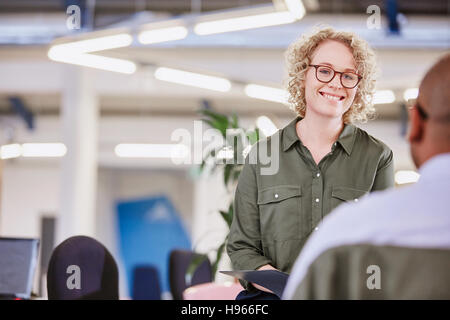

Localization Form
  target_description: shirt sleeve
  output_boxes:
[226,159,273,291]
[371,149,394,191]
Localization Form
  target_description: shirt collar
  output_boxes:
[336,123,357,155]
[282,117,357,155]
[282,117,301,152]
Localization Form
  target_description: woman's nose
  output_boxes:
[328,73,342,88]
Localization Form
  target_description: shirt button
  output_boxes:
[274,193,279,199]
[314,227,319,231]
[315,198,320,203]
[354,198,358,202]
[316,172,320,178]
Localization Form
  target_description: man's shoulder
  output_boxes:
[308,186,412,253]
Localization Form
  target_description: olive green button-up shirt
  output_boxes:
[227,117,394,290]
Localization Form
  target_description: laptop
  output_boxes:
[0,237,40,299]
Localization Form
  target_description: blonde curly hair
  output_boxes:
[285,26,378,123]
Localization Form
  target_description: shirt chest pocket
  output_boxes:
[330,186,368,213]
[257,185,302,241]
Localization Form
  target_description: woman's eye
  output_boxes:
[319,69,331,75]
[344,73,355,80]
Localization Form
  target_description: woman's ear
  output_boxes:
[408,107,424,144]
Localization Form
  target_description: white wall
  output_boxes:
[0,160,60,237]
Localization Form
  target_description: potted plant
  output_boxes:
[186,105,261,283]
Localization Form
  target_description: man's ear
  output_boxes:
[408,107,424,143]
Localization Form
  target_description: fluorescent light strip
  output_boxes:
[404,88,418,101]
[47,33,136,74]
[284,0,306,20]
[0,144,22,160]
[48,51,137,74]
[373,90,396,104]
[154,67,231,92]
[50,33,133,54]
[245,84,289,104]
[395,170,420,185]
[138,26,188,44]
[256,116,278,137]
[115,144,189,159]
[21,143,67,157]
[194,11,296,35]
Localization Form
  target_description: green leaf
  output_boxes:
[227,203,234,227]
[219,205,233,228]
[199,109,230,137]
[224,164,232,186]
[232,166,242,182]
[185,253,210,287]
[202,118,217,129]
[200,108,229,124]
[246,129,259,145]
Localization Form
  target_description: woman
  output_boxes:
[227,27,394,299]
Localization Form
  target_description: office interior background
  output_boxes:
[0,0,448,299]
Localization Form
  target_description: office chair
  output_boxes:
[132,265,162,300]
[47,236,119,300]
[169,249,212,300]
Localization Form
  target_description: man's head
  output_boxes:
[408,54,450,168]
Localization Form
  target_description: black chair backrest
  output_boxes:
[169,249,212,300]
[47,236,119,300]
[132,265,161,300]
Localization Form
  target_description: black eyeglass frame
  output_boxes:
[412,101,429,120]
[309,64,362,89]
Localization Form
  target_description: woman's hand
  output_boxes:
[251,264,278,294]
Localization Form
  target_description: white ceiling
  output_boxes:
[0,11,448,118]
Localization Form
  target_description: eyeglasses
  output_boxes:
[309,64,362,89]
[409,101,429,120]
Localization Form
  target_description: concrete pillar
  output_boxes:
[57,65,98,244]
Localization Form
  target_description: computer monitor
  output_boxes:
[0,237,40,299]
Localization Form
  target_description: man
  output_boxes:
[283,54,450,299]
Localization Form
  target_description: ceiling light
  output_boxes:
[0,144,22,160]
[21,143,67,157]
[48,51,137,74]
[284,0,306,20]
[194,10,296,35]
[138,26,188,44]
[256,116,278,136]
[49,33,132,54]
[154,67,231,92]
[245,84,289,104]
[47,32,136,74]
[403,88,418,101]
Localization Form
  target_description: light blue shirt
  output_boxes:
[283,153,450,299]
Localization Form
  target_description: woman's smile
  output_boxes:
[319,90,346,102]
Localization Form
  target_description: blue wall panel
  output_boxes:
[116,195,191,296]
